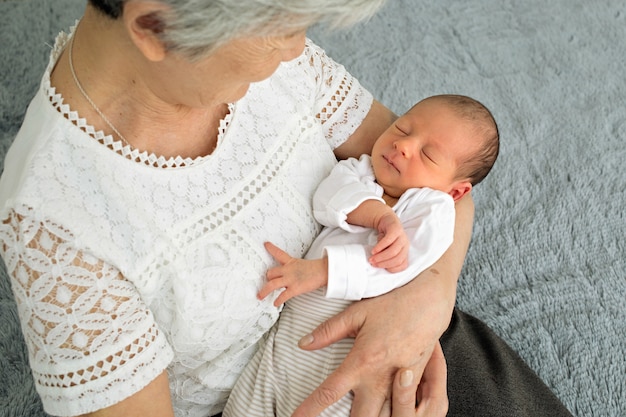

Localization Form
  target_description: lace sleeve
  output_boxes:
[307,41,374,149]
[0,207,174,417]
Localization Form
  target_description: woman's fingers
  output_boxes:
[292,308,367,415]
[389,369,419,417]
[293,282,450,417]
[386,343,448,417]
[415,342,448,417]
[350,385,390,417]
[297,304,362,350]
[291,364,356,417]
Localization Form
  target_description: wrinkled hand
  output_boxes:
[257,242,328,306]
[290,272,454,417]
[413,342,448,417]
[370,212,410,273]
[378,342,448,417]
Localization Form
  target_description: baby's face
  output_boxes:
[371,99,476,198]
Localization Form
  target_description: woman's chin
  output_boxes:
[228,85,251,103]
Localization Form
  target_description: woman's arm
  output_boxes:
[1,210,175,417]
[80,371,174,417]
[292,193,474,417]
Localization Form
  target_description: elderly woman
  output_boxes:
[0,1,573,416]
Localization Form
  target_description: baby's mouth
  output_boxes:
[383,155,400,173]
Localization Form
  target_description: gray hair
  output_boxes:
[88,0,387,59]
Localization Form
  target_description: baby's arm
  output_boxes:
[345,199,409,273]
[314,156,409,272]
[257,242,329,306]
[258,190,454,304]
[325,188,455,300]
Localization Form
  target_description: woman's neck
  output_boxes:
[50,7,227,159]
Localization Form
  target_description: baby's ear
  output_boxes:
[448,181,472,202]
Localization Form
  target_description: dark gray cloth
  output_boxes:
[441,309,573,417]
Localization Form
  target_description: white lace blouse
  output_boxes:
[0,28,373,417]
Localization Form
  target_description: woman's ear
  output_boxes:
[448,181,472,202]
[122,1,170,62]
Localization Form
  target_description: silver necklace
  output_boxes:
[68,30,131,148]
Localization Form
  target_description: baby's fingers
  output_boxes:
[257,278,286,301]
[373,257,408,273]
[273,288,296,306]
[264,241,293,264]
[372,233,398,255]
[383,260,409,273]
[370,256,404,270]
[370,243,402,264]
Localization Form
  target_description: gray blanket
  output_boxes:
[1,0,624,416]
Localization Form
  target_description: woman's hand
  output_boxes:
[290,273,452,417]
[381,342,448,417]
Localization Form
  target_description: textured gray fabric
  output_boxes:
[0,1,624,416]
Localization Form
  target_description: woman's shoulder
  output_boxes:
[302,38,347,76]
[0,88,63,203]
[241,40,332,114]
[0,84,128,228]
[272,38,346,88]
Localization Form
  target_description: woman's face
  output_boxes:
[149,30,307,107]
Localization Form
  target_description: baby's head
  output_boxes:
[371,94,499,201]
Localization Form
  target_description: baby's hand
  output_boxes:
[370,212,409,273]
[258,242,329,306]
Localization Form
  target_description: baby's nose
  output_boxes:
[394,139,413,157]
